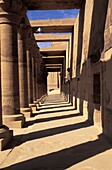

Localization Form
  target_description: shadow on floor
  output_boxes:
[38,103,72,110]
[14,120,92,147]
[25,112,82,128]
[40,101,69,106]
[2,134,112,170]
[34,107,76,115]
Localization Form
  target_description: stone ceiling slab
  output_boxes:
[35,34,71,42]
[40,47,66,56]
[24,0,83,10]
[43,56,63,65]
[30,18,75,33]
[47,68,61,72]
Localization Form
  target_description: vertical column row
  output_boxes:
[0,0,46,149]
[0,11,25,129]
[18,24,32,118]
[0,0,23,150]
[26,38,37,111]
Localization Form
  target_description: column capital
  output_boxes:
[0,0,26,25]
[0,0,22,13]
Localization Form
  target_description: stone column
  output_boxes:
[34,47,40,102]
[0,89,13,151]
[35,59,38,100]
[43,65,47,95]
[0,24,2,130]
[27,49,33,104]
[36,61,43,100]
[18,24,32,118]
[27,47,37,111]
[0,23,13,150]
[0,1,25,128]
[37,61,42,100]
[41,62,47,97]
[32,54,36,102]
[35,50,42,100]
[31,45,38,102]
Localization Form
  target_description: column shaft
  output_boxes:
[1,23,25,128]
[0,26,2,126]
[35,62,38,100]
[32,57,36,101]
[18,26,32,118]
[1,24,20,115]
[27,49,33,104]
[0,35,13,150]
[27,49,36,111]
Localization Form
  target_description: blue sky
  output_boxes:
[27,9,79,47]
[27,9,79,20]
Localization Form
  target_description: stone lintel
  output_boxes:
[35,34,71,42]
[43,56,64,59]
[47,68,61,72]
[25,0,83,10]
[46,64,62,68]
[43,57,63,65]
[40,46,67,51]
[40,48,66,57]
[30,18,75,33]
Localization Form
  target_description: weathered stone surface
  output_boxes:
[71,0,112,139]
[30,18,75,33]
[35,34,71,42]
[47,72,59,91]
[88,0,109,58]
[26,49,33,104]
[0,4,25,128]
[0,0,112,160]
[104,0,112,52]
[40,47,66,56]
[18,24,32,118]
[0,32,13,150]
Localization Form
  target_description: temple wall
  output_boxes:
[102,0,112,139]
[47,72,59,91]
[72,0,112,138]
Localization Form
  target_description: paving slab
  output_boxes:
[0,91,112,170]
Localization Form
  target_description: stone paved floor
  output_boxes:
[0,90,112,170]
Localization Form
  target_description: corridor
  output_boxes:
[0,90,112,170]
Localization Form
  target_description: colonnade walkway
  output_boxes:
[0,90,112,170]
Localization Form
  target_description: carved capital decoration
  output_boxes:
[0,0,22,13]
[0,0,26,25]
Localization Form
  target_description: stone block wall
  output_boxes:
[72,0,112,137]
[102,0,112,139]
[47,72,59,91]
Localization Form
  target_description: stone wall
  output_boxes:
[72,0,112,136]
[47,72,59,91]
[102,0,112,139]
[79,0,110,127]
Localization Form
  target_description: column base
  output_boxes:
[3,114,25,129]
[34,101,40,108]
[0,125,13,151]
[29,103,37,112]
[20,108,32,118]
